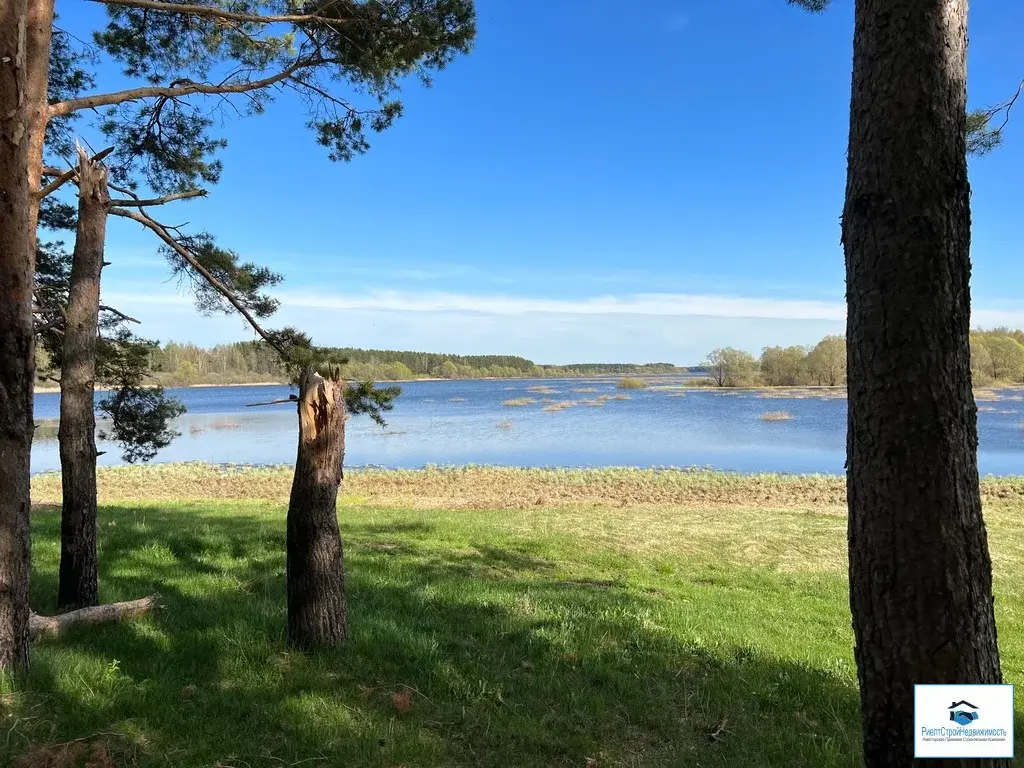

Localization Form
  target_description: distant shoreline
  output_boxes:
[33,377,476,394]
[34,380,289,394]
[32,373,663,394]
[33,378,1024,395]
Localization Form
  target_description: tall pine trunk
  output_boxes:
[844,1,1004,764]
[57,150,109,610]
[0,0,52,671]
[286,366,347,649]
[0,0,36,671]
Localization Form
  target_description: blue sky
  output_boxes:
[53,0,1024,365]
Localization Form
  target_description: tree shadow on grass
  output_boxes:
[12,503,870,767]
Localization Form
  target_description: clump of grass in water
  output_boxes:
[527,385,558,395]
[543,401,576,412]
[189,424,206,436]
[617,377,648,390]
[581,399,605,407]
[612,394,631,401]
[212,420,242,431]
[760,411,794,422]
[451,397,467,402]
[497,420,512,430]
[572,387,598,393]
[504,397,535,407]
[671,392,686,398]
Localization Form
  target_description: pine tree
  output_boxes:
[790,2,1005,763]
[0,0,477,668]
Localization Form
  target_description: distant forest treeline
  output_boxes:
[970,328,1024,385]
[129,342,689,387]
[698,328,1024,389]
[39,328,1024,390]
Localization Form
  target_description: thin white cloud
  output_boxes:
[104,286,1024,327]
[273,290,848,321]
[97,285,1024,364]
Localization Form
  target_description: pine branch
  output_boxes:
[288,75,356,112]
[983,78,1024,136]
[968,78,1022,156]
[99,305,141,324]
[88,0,340,26]
[49,64,306,118]
[108,189,207,207]
[108,206,286,355]
[34,316,67,334]
[106,180,137,197]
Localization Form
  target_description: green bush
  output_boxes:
[617,377,648,389]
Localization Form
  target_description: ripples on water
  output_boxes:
[31,380,1024,475]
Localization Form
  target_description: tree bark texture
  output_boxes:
[24,0,49,237]
[844,1,1004,766]
[286,366,348,649]
[0,0,52,672]
[58,149,109,610]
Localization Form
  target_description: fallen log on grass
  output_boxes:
[29,594,162,641]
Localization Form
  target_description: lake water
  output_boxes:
[31,379,1024,475]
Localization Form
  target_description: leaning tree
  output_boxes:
[0,0,476,669]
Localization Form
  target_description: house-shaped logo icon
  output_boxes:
[948,701,980,726]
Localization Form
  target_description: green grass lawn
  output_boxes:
[7,466,1024,767]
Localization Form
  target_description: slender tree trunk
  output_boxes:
[57,150,109,611]
[844,2,1004,765]
[286,366,347,649]
[0,0,52,671]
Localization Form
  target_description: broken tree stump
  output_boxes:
[286,365,348,649]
